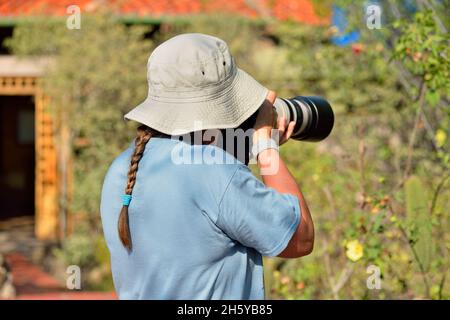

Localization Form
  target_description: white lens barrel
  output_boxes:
[273,98,292,124]
[274,98,306,136]
[292,98,311,136]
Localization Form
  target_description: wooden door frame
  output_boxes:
[0,75,59,240]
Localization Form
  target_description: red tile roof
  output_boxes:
[0,0,329,25]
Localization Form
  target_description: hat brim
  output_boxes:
[124,68,269,135]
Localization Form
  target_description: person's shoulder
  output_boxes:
[104,141,134,179]
[199,144,247,173]
[100,143,133,208]
[201,146,256,193]
[115,144,133,166]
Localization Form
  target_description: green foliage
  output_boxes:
[53,231,96,268]
[159,14,265,68]
[310,0,333,17]
[4,17,66,56]
[404,176,433,272]
[272,23,405,114]
[393,10,450,100]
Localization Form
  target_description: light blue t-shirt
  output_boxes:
[100,137,301,300]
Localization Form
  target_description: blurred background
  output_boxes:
[0,0,448,300]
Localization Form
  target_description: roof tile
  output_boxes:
[0,0,329,25]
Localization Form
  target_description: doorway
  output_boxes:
[0,95,35,219]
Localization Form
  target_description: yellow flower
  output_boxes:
[346,240,364,262]
[435,129,447,148]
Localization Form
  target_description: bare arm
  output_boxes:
[258,149,314,258]
[253,91,315,258]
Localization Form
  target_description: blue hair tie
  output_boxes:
[122,194,132,206]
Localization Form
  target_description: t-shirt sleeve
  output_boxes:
[216,165,301,257]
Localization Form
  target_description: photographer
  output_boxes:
[100,33,314,300]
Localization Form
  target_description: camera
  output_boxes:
[273,96,334,141]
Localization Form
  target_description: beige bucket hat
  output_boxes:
[124,33,269,135]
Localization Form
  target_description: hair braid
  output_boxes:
[118,125,153,251]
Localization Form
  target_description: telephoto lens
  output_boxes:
[273,96,334,141]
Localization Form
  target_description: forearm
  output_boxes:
[258,149,314,252]
[258,149,300,194]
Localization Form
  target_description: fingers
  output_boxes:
[259,100,274,119]
[279,121,296,145]
[285,121,296,139]
[277,116,287,134]
[254,92,277,139]
[253,90,279,143]
[266,90,277,105]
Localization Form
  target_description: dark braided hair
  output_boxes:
[118,125,154,251]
